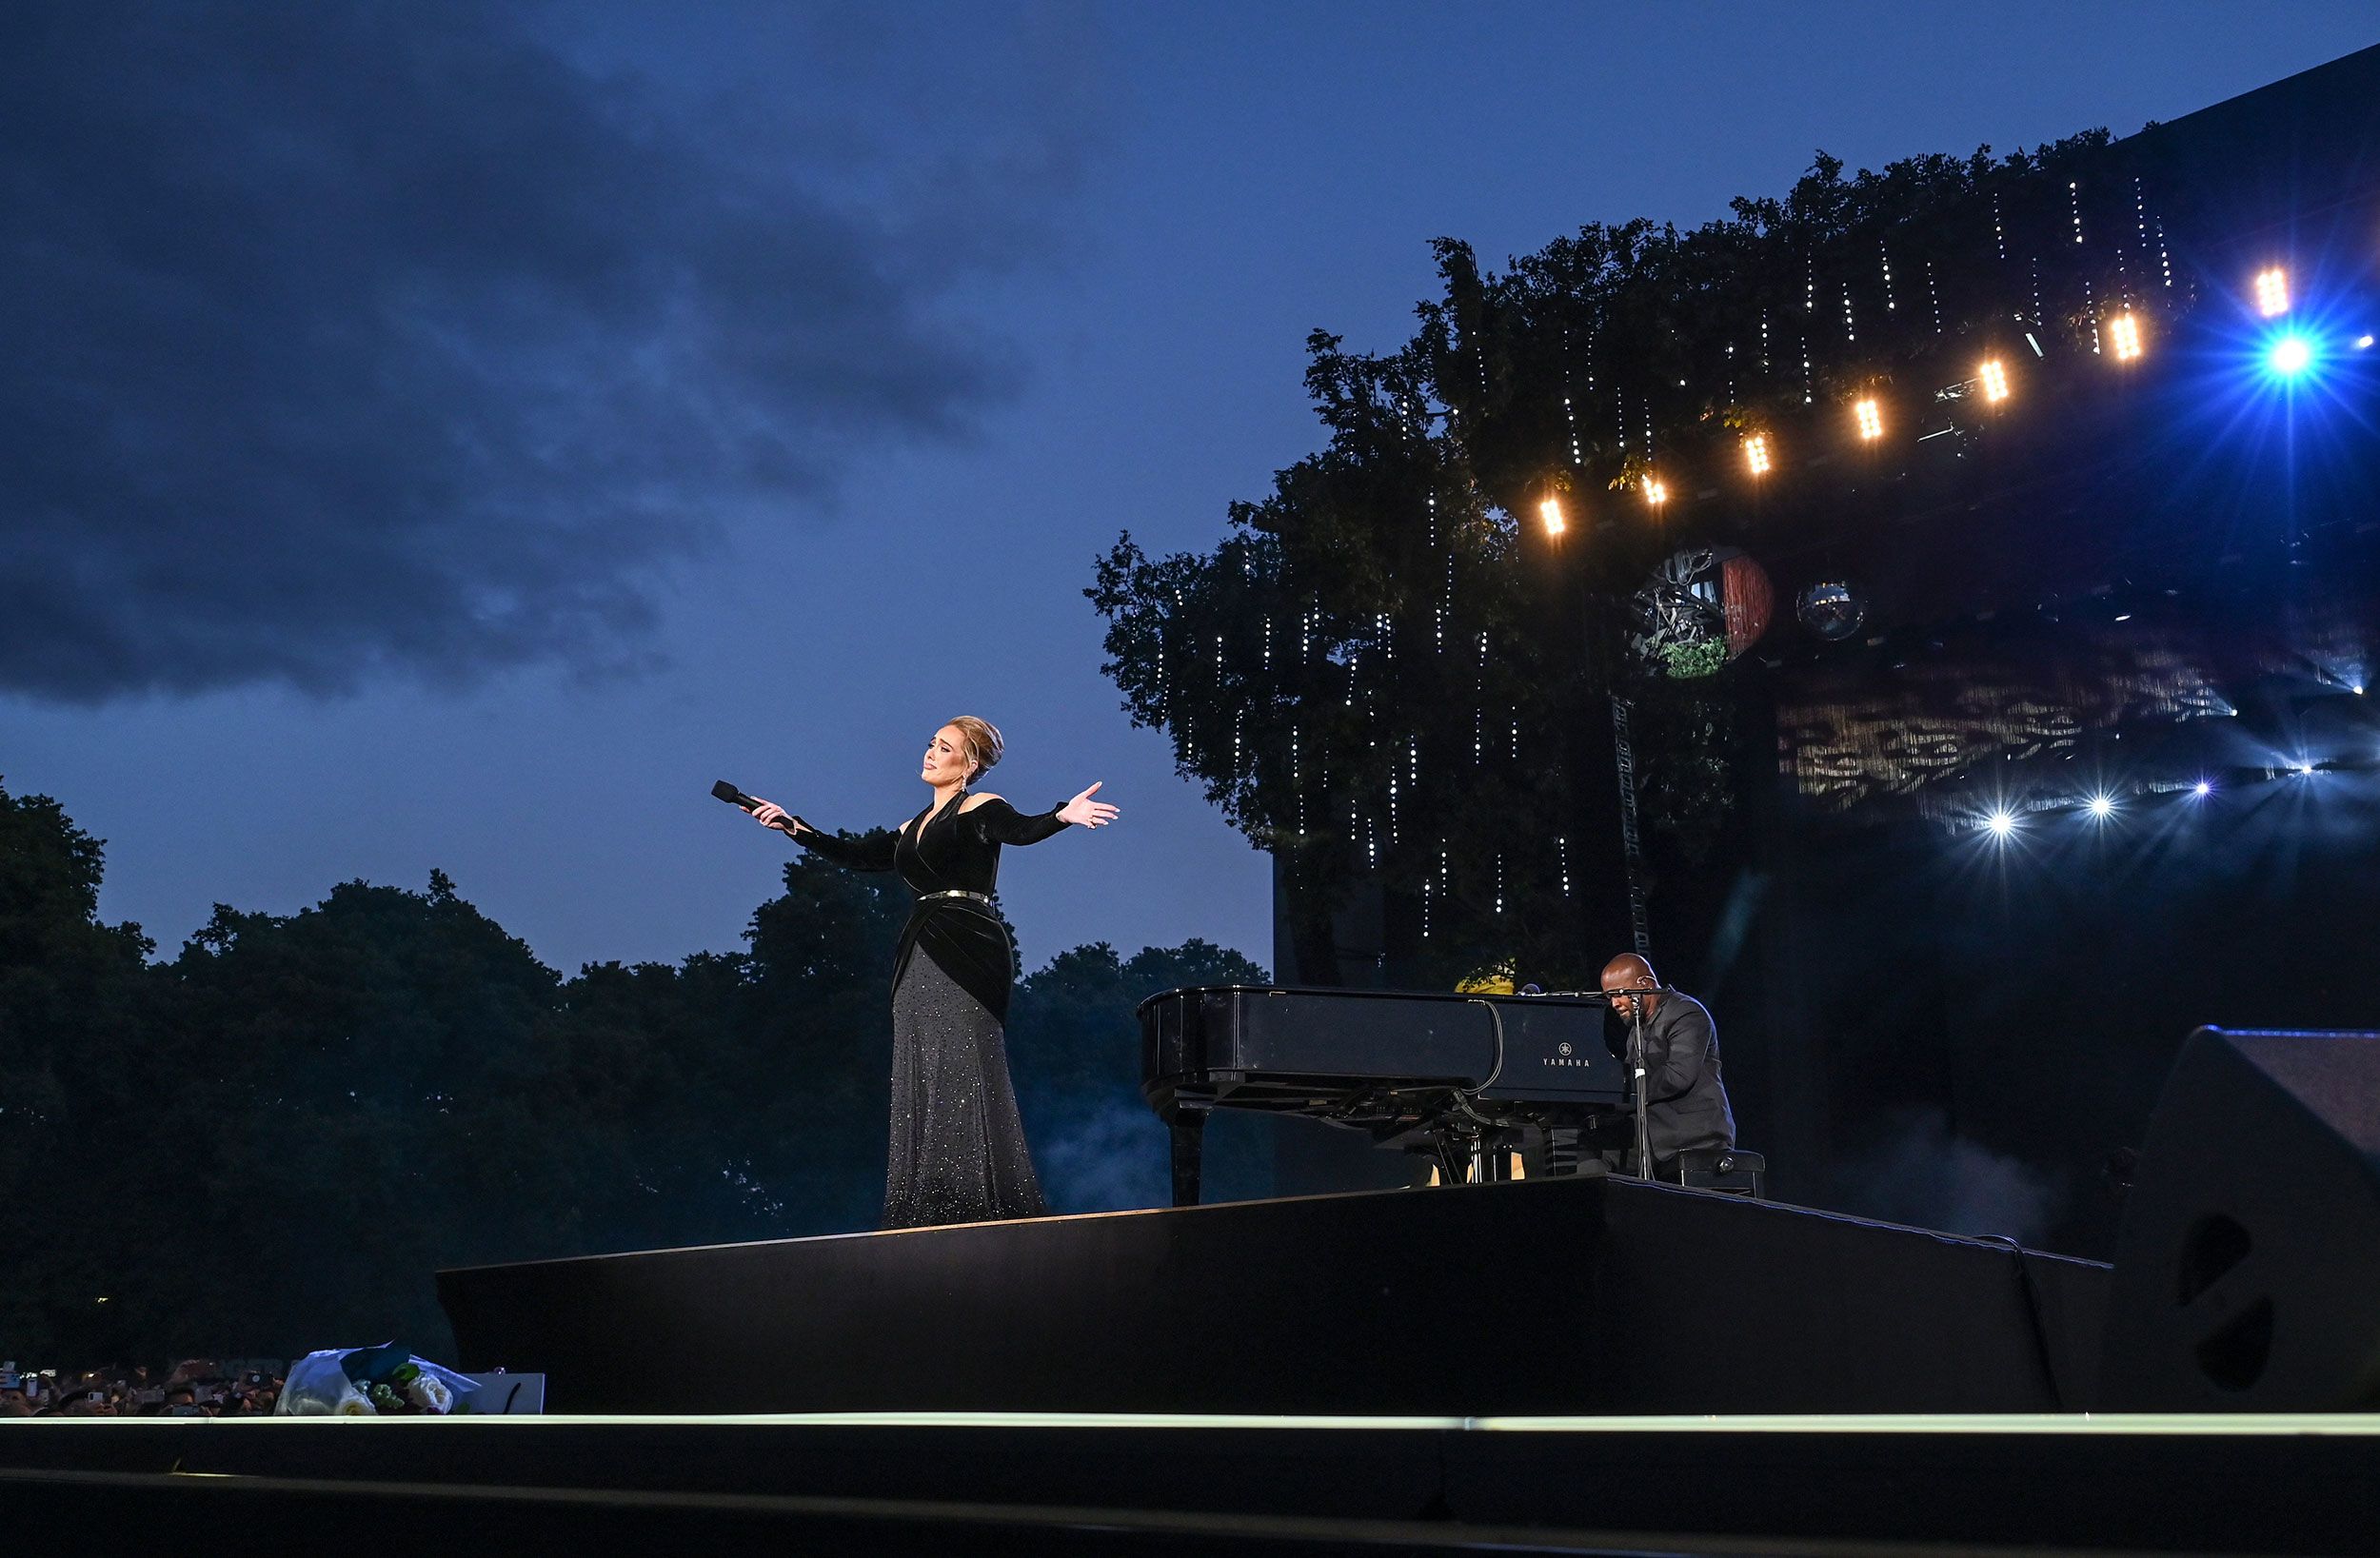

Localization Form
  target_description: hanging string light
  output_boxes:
[1563,325,1582,466]
[1474,630,1488,763]
[1803,260,1816,403]
[1292,725,1304,836]
[2131,176,2151,273]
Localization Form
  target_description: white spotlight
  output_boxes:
[2087,795,2114,818]
[2192,781,2212,798]
[1854,399,1883,441]
[1979,360,2011,404]
[1985,809,2016,838]
[1745,435,1773,476]
[2253,266,2291,318]
[2109,313,2143,362]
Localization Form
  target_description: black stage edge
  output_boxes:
[2,1415,2375,1555]
[438,1176,2108,1415]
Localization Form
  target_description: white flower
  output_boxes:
[404,1374,452,1413]
[333,1384,373,1415]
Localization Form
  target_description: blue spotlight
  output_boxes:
[2192,780,2212,798]
[2086,794,2115,818]
[2268,334,2314,378]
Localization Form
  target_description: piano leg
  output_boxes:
[1432,1129,1476,1189]
[1168,1110,1206,1208]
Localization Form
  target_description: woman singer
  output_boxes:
[744,717,1119,1228]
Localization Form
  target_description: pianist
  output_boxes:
[1596,954,1736,1178]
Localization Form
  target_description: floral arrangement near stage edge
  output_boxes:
[275,1344,480,1416]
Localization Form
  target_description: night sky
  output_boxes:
[7,2,2372,977]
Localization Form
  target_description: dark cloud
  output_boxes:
[0,1,1093,700]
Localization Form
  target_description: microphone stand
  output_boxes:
[1626,987,1661,1182]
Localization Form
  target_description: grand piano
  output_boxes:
[1140,984,1631,1206]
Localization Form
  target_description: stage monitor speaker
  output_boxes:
[2101,1026,2380,1410]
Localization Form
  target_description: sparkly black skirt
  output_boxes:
[883,951,1047,1229]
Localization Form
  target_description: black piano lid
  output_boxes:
[1133,983,1610,1018]
[1140,984,1624,1102]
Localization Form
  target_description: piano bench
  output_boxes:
[1681,1148,1766,1198]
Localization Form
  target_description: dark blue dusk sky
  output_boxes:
[6,2,2373,976]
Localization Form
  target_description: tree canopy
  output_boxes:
[1090,131,2186,986]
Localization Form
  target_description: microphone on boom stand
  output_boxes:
[1619,984,1669,1184]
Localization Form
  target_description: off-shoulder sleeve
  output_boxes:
[789,821,898,872]
[963,799,1069,847]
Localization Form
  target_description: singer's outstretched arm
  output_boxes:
[788,823,898,873]
[750,798,897,872]
[961,797,1070,847]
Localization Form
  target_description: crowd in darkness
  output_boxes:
[0,1360,283,1417]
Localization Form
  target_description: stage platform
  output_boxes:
[1,1410,2374,1553]
[437,1175,2108,1416]
[8,1183,2370,1552]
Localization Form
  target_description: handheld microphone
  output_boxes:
[713,779,798,833]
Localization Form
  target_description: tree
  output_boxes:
[0,779,153,1359]
[144,872,566,1356]
[1090,134,2164,983]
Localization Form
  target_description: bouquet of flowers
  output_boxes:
[276,1344,479,1416]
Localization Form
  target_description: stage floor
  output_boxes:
[438,1175,2114,1416]
[1,1410,2374,1554]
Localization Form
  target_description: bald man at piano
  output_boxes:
[1592,953,1737,1179]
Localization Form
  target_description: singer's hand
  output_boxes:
[1059,781,1120,830]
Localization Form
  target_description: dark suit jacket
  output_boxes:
[1603,990,1735,1159]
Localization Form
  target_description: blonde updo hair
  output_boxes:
[947,715,1003,782]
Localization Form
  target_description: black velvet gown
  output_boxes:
[790,790,1067,1228]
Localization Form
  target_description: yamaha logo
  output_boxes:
[1557,1042,1573,1056]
